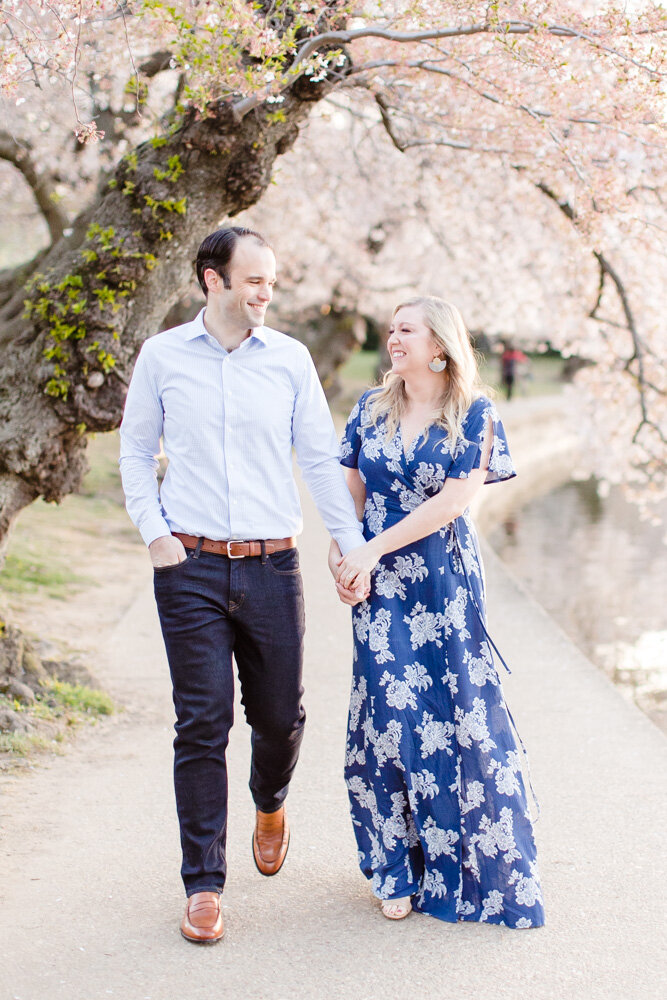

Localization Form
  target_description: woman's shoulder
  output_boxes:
[360,386,383,404]
[464,393,497,422]
[349,386,382,420]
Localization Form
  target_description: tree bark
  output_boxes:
[0,79,337,553]
[283,305,367,400]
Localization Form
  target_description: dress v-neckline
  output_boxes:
[398,422,421,461]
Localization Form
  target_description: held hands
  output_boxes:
[337,540,382,593]
[149,534,187,568]
[328,539,371,606]
[150,534,376,601]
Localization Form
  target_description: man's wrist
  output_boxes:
[148,534,173,550]
[140,517,173,547]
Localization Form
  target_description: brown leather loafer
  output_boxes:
[252,806,290,876]
[180,891,224,944]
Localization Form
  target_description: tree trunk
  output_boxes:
[280,305,367,400]
[0,81,335,554]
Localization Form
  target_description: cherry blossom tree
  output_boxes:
[0,0,664,556]
[237,90,666,513]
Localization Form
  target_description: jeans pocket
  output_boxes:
[153,554,192,575]
[266,548,300,576]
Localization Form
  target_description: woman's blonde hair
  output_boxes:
[369,296,487,445]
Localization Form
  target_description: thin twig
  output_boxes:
[70,0,84,129]
[115,0,140,116]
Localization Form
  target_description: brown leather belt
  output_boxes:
[173,532,296,559]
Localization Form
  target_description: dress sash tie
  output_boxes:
[453,523,541,820]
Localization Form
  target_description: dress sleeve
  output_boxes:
[448,396,516,484]
[339,391,370,469]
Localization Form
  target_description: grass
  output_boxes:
[0,431,125,765]
[0,680,115,764]
[46,679,114,716]
[3,431,134,541]
[77,431,127,502]
[0,433,133,604]
[0,731,61,758]
[47,431,136,539]
[478,353,564,399]
[0,553,89,599]
[340,349,381,387]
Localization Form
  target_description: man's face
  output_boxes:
[209,238,277,331]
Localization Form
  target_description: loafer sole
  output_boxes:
[180,926,225,945]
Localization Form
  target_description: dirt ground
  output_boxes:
[2,433,145,653]
[0,466,665,1000]
[0,432,148,763]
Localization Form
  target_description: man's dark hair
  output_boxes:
[195,226,272,296]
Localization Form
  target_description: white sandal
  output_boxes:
[380,896,412,920]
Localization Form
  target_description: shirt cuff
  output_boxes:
[139,514,173,548]
[334,527,366,556]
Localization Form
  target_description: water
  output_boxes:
[490,478,667,733]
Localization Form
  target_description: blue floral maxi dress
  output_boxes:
[340,392,545,928]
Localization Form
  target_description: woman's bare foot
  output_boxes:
[380,896,412,920]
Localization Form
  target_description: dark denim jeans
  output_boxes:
[153,545,306,896]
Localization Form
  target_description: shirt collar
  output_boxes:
[184,308,267,348]
[183,308,208,341]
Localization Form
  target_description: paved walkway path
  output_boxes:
[1,469,665,1000]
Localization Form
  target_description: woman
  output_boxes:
[332,296,544,928]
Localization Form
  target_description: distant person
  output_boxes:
[119,227,368,944]
[501,343,528,400]
[331,296,545,927]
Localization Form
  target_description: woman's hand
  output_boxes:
[329,539,370,605]
[336,539,383,590]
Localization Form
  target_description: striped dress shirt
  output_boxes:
[119,308,365,554]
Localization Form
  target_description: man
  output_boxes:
[500,343,528,401]
[119,227,367,944]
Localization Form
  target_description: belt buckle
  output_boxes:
[226,540,245,559]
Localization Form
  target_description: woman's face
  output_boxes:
[387,305,442,378]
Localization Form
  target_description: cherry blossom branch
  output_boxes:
[359,96,665,453]
[544,22,666,78]
[352,55,659,160]
[1,5,55,40]
[81,0,134,25]
[374,93,407,153]
[4,22,41,89]
[373,93,507,155]
[0,130,66,244]
[41,2,73,42]
[536,181,666,448]
[234,17,631,121]
[293,19,666,76]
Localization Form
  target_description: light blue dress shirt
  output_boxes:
[119,308,365,554]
